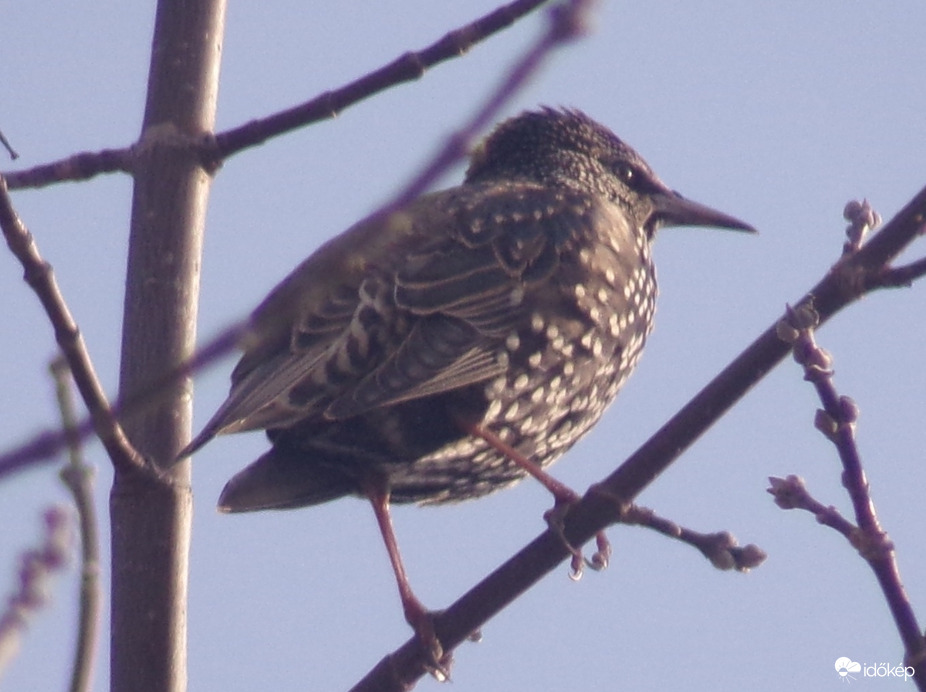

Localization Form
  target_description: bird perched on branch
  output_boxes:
[182,107,753,670]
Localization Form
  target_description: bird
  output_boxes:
[182,107,754,670]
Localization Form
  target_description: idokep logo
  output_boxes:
[835,657,861,681]
[834,656,915,683]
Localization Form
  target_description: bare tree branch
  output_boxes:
[770,304,926,686]
[0,323,242,482]
[619,504,767,572]
[384,0,588,213]
[108,0,224,689]
[0,176,148,476]
[2,0,554,190]
[208,0,556,164]
[0,508,71,682]
[1,148,132,190]
[0,129,18,161]
[349,186,926,690]
[50,358,102,692]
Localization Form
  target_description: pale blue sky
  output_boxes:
[2,3,925,690]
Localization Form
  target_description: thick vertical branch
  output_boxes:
[110,2,226,692]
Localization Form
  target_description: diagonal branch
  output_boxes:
[350,187,926,689]
[0,176,148,476]
[2,0,553,190]
[383,0,587,212]
[0,322,242,482]
[208,0,555,164]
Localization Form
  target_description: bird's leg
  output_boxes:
[461,421,611,579]
[364,480,451,680]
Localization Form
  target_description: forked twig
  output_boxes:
[770,299,926,685]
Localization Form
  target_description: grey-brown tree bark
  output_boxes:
[110,2,226,691]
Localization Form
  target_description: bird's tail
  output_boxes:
[218,447,355,512]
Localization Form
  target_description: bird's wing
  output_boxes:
[184,183,593,450]
[324,184,591,419]
[320,240,521,420]
[180,295,355,455]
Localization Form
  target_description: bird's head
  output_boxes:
[467,108,754,238]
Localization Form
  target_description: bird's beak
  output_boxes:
[650,190,756,234]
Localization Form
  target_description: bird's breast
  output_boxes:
[393,210,659,504]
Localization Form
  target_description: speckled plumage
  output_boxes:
[184,108,752,512]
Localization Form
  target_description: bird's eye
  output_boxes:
[615,164,635,184]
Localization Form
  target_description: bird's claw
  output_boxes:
[588,531,611,571]
[544,496,611,580]
[405,605,452,681]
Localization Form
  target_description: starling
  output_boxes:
[183,107,753,667]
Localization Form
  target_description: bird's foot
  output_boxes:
[543,492,611,580]
[460,423,612,577]
[365,483,454,680]
[403,598,453,681]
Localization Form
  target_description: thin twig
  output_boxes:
[50,358,101,692]
[772,302,926,684]
[0,508,72,681]
[0,322,243,481]
[2,0,553,190]
[875,256,926,288]
[620,504,766,572]
[767,475,858,537]
[208,0,554,164]
[1,148,132,190]
[0,175,149,476]
[0,129,18,161]
[384,0,587,211]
